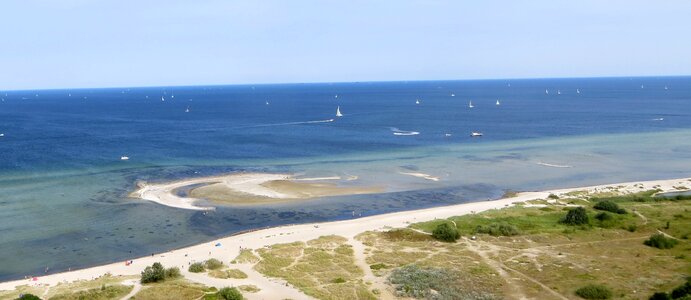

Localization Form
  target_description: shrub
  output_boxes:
[331,277,346,283]
[205,258,224,270]
[594,201,626,214]
[475,223,520,236]
[627,224,638,232]
[370,263,388,270]
[670,279,690,298]
[217,287,243,300]
[562,207,589,225]
[165,267,180,278]
[432,222,460,242]
[141,262,166,283]
[548,194,560,199]
[644,233,678,249]
[595,212,612,221]
[188,262,206,273]
[388,264,497,299]
[648,292,671,300]
[16,294,41,300]
[575,284,612,299]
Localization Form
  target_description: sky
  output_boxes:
[1,0,690,90]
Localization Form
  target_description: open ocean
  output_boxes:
[1,77,690,280]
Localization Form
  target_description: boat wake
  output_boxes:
[536,162,573,168]
[390,127,420,136]
[250,119,335,128]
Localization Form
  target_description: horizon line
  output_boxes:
[2,74,689,93]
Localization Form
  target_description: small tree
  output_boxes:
[141,262,166,283]
[218,287,243,300]
[189,262,206,273]
[432,222,460,242]
[575,284,612,299]
[16,294,41,300]
[562,207,589,225]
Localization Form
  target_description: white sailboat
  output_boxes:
[335,94,338,99]
[161,96,165,102]
[415,99,420,104]
[576,88,580,94]
[336,106,343,117]
[450,93,455,97]
[557,90,561,95]
[641,84,644,89]
[468,101,474,108]
[496,99,500,106]
[545,89,549,94]
[185,106,190,113]
[664,85,668,90]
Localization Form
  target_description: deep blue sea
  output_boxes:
[1,77,690,280]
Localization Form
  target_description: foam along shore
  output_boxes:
[3,177,689,299]
[130,173,382,210]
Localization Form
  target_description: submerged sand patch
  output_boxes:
[130,173,383,209]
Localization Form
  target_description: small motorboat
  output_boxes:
[120,156,130,161]
[470,132,483,137]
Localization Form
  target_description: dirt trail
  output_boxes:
[349,238,395,299]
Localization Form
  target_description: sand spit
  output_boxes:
[130,173,382,209]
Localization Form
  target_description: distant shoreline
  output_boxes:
[1,176,688,293]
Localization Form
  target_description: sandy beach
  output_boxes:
[3,177,689,299]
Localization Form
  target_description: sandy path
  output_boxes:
[349,238,395,299]
[1,177,688,299]
[119,279,141,300]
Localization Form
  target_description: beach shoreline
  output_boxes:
[2,176,689,295]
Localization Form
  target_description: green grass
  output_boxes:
[131,279,215,300]
[48,284,132,300]
[231,249,260,264]
[208,268,248,279]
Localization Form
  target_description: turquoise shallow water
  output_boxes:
[0,77,690,280]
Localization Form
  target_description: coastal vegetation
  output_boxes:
[140,262,180,283]
[574,284,612,299]
[403,190,690,298]
[216,287,243,300]
[253,235,376,299]
[188,262,206,273]
[431,222,460,242]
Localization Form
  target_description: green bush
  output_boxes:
[644,233,678,249]
[562,207,589,225]
[16,294,41,300]
[575,284,612,299]
[475,223,520,236]
[141,262,166,283]
[548,194,560,199]
[370,263,388,270]
[671,279,690,298]
[217,287,243,300]
[593,201,626,214]
[189,262,206,273]
[595,212,612,221]
[205,258,224,270]
[165,267,180,278]
[648,292,670,300]
[432,222,460,242]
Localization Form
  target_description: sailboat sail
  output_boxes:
[336,106,343,117]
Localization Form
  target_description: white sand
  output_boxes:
[3,177,689,300]
[130,173,294,210]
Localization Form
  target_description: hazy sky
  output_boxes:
[1,1,690,90]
